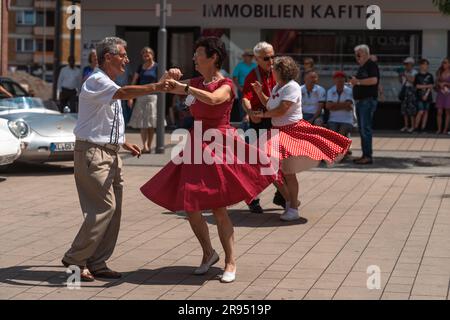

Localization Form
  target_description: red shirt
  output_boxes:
[242,65,276,111]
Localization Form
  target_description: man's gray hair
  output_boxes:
[96,37,127,66]
[253,42,274,56]
[354,44,370,55]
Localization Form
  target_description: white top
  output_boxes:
[402,69,418,87]
[74,69,125,145]
[326,85,354,125]
[300,84,326,114]
[267,80,303,127]
[57,65,82,92]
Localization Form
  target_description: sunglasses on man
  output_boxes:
[261,55,276,62]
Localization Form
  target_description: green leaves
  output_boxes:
[433,0,450,15]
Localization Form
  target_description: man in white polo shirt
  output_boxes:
[300,71,326,125]
[62,37,180,281]
[326,71,355,140]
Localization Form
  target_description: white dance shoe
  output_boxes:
[194,251,219,275]
[280,208,300,221]
[220,267,236,283]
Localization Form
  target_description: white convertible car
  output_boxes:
[0,97,77,163]
[0,118,22,166]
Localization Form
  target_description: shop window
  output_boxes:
[262,29,422,66]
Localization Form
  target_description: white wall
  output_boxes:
[229,28,260,72]
[80,25,116,67]
[80,0,450,30]
[422,30,448,70]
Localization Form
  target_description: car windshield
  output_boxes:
[0,97,46,111]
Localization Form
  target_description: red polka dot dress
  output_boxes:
[266,80,352,172]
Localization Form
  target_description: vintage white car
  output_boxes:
[0,97,77,163]
[0,118,22,166]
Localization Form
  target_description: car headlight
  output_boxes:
[8,120,30,139]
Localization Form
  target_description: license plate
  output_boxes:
[50,142,75,152]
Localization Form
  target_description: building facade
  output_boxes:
[8,0,81,82]
[79,0,450,102]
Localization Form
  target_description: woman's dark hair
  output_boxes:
[194,37,227,69]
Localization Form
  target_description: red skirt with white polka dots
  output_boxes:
[270,120,352,163]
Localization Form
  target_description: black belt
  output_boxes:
[76,140,120,153]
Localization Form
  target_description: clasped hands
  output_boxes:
[155,68,184,92]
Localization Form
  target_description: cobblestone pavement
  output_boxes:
[0,132,449,300]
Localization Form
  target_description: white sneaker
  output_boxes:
[280,208,300,221]
[284,201,290,213]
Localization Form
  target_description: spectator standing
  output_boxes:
[350,44,380,165]
[435,57,450,134]
[414,59,434,133]
[399,57,418,133]
[326,71,354,155]
[232,49,256,122]
[57,55,82,113]
[128,47,159,153]
[300,71,326,126]
[82,50,98,83]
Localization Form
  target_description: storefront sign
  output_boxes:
[202,4,370,19]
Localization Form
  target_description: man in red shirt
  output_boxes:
[241,42,286,213]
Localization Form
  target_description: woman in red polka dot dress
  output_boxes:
[253,56,352,221]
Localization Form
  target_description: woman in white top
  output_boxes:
[253,56,352,221]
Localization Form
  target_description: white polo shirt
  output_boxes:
[300,84,326,115]
[267,80,303,127]
[326,85,354,125]
[74,69,125,145]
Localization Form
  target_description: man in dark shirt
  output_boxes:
[241,42,286,213]
[350,44,380,165]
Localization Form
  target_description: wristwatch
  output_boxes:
[184,84,190,94]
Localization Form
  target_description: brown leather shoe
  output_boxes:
[91,267,122,279]
[62,259,95,282]
[80,268,95,282]
[353,157,373,165]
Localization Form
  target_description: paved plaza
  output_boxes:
[1,132,450,300]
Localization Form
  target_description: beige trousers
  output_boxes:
[63,140,123,272]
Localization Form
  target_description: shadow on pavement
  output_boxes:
[162,208,308,227]
[0,265,220,289]
[327,156,450,171]
[0,162,73,177]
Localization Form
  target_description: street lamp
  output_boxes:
[42,0,47,81]
[156,0,167,154]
